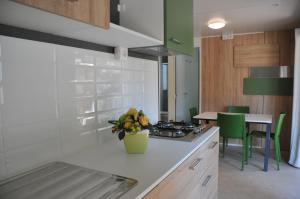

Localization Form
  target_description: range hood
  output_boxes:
[0,0,163,48]
[117,0,194,56]
[129,45,180,57]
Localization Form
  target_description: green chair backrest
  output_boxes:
[228,106,250,114]
[189,107,198,119]
[274,112,286,137]
[217,113,246,139]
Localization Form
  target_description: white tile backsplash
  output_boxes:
[123,57,144,70]
[0,112,3,153]
[123,95,144,109]
[122,70,144,82]
[0,35,159,178]
[1,37,57,127]
[0,62,2,82]
[0,153,6,180]
[0,131,3,153]
[96,68,122,82]
[5,138,60,176]
[97,96,123,112]
[2,120,59,151]
[60,129,98,156]
[123,83,144,95]
[95,53,121,68]
[96,83,123,96]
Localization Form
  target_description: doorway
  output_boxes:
[159,48,199,122]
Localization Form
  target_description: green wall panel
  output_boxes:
[243,78,293,96]
[164,0,193,56]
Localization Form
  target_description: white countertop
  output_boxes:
[194,112,272,124]
[61,127,219,199]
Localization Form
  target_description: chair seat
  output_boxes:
[251,130,275,139]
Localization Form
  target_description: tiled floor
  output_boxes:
[219,146,300,199]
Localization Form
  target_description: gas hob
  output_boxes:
[149,121,211,142]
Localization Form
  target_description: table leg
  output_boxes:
[264,123,272,172]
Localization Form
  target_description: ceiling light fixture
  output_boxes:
[208,19,226,29]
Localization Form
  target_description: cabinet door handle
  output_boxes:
[202,175,212,187]
[169,37,184,45]
[189,158,202,170]
[209,141,218,149]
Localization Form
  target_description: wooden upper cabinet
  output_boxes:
[15,0,110,29]
[234,44,280,67]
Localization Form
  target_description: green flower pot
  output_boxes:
[123,131,149,154]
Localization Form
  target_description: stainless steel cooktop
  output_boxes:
[0,162,137,199]
[149,121,211,142]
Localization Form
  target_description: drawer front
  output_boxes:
[144,132,219,199]
[192,163,218,199]
[184,132,219,179]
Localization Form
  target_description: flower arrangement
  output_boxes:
[110,107,151,140]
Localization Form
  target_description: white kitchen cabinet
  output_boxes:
[144,131,219,199]
[0,0,163,48]
[119,0,164,41]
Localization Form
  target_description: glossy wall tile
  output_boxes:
[0,35,158,179]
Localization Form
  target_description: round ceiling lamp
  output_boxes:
[208,19,226,29]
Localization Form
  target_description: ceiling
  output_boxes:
[193,0,300,37]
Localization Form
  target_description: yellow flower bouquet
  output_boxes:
[109,107,151,140]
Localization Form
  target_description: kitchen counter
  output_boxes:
[61,126,219,199]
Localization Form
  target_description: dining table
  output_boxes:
[193,112,273,172]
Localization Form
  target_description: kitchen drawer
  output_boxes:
[200,164,219,199]
[144,132,219,199]
[182,132,219,179]
[209,190,218,199]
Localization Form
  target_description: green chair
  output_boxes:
[227,106,250,146]
[250,112,286,170]
[189,107,198,125]
[217,113,250,170]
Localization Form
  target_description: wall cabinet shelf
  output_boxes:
[15,0,110,29]
[0,0,163,48]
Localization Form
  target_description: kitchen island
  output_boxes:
[62,127,219,199]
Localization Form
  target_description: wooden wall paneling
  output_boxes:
[233,33,266,145]
[234,33,265,45]
[234,44,280,67]
[233,33,265,108]
[263,30,294,151]
[168,56,176,121]
[201,31,294,150]
[220,39,235,110]
[202,37,220,112]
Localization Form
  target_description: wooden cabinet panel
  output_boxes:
[15,0,110,29]
[144,132,219,199]
[234,44,279,67]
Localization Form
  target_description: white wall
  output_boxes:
[0,36,159,179]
